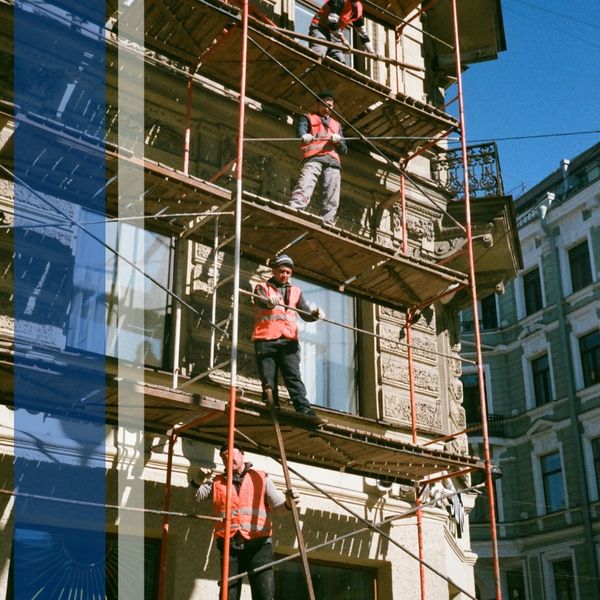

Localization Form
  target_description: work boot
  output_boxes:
[297,407,325,425]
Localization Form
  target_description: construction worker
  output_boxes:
[252,254,325,419]
[308,0,375,63]
[289,90,347,225]
[192,443,299,600]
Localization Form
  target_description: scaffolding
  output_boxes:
[0,0,520,599]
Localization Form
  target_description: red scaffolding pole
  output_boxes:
[450,0,502,597]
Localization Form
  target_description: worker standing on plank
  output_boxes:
[192,443,300,600]
[252,254,325,419]
[308,0,375,62]
[289,90,347,225]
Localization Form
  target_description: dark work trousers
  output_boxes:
[254,338,312,413]
[221,538,275,600]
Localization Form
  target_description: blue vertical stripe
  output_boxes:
[13,1,106,598]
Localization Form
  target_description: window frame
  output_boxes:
[523,267,543,315]
[540,451,566,513]
[579,329,600,388]
[568,239,593,294]
[531,353,553,407]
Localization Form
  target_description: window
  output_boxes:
[480,294,498,329]
[579,330,600,388]
[506,570,526,600]
[66,210,173,368]
[531,354,552,406]
[592,437,600,498]
[523,268,543,315]
[552,558,576,600]
[568,240,593,293]
[541,452,565,512]
[298,279,357,414]
[461,373,502,437]
[8,525,161,599]
[275,557,377,599]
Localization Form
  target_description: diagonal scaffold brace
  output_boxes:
[265,388,316,600]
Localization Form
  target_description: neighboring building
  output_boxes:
[0,1,518,599]
[462,142,600,600]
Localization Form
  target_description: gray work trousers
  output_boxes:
[290,160,341,224]
[309,25,346,62]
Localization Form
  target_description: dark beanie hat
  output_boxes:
[271,254,294,268]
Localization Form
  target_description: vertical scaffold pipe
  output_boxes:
[400,173,408,255]
[221,0,249,597]
[407,309,426,600]
[450,1,501,598]
[183,66,194,176]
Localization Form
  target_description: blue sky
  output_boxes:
[457,0,600,197]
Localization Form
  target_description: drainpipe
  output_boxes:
[538,194,600,596]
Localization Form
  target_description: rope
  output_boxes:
[0,488,220,521]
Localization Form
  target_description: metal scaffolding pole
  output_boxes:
[450,0,502,597]
[219,0,250,595]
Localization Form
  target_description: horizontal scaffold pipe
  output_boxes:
[243,135,462,142]
[265,25,425,71]
[240,288,475,365]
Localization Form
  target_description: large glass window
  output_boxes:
[66,209,173,368]
[523,267,543,315]
[541,452,565,513]
[275,557,377,599]
[298,279,357,414]
[531,354,552,406]
[552,558,576,600]
[579,330,600,388]
[568,240,593,293]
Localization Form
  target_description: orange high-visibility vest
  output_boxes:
[301,114,341,162]
[313,0,364,31]
[252,282,301,341]
[212,470,272,540]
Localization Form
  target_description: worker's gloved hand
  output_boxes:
[301,133,314,144]
[331,133,341,144]
[285,489,301,510]
[267,295,280,309]
[364,41,375,55]
[311,307,326,320]
[189,467,212,489]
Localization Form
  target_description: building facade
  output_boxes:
[463,142,600,600]
[0,1,517,598]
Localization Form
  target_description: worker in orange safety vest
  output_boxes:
[192,443,299,600]
[289,90,347,225]
[309,0,375,62]
[252,254,325,419]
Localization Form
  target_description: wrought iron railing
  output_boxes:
[467,413,505,437]
[431,142,504,199]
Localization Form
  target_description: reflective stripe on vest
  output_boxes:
[252,283,301,341]
[212,470,272,540]
[301,114,341,162]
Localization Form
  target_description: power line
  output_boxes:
[513,0,600,31]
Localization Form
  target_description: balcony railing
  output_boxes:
[467,413,505,437]
[431,142,504,199]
